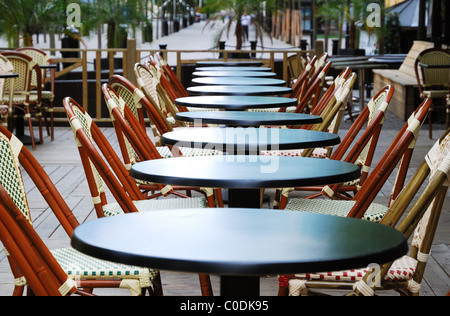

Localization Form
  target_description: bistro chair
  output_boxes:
[0,51,44,150]
[101,83,221,207]
[16,47,56,141]
[287,54,307,86]
[269,85,394,207]
[0,55,14,129]
[279,129,450,296]
[260,71,356,159]
[63,97,214,296]
[144,58,184,111]
[0,125,162,296]
[279,98,432,222]
[109,74,222,156]
[154,52,190,98]
[415,48,450,139]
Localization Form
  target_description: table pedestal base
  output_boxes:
[228,189,262,208]
[221,276,260,296]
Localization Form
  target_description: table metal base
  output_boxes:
[221,276,260,296]
[228,189,262,208]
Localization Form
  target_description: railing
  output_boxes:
[36,39,321,123]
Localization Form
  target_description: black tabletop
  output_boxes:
[0,73,19,79]
[195,66,272,72]
[187,85,292,96]
[192,77,286,87]
[192,71,277,78]
[196,61,264,67]
[130,155,357,189]
[175,111,322,127]
[71,208,408,276]
[175,96,298,110]
[161,127,339,154]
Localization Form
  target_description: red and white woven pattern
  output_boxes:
[260,148,328,158]
[280,255,417,290]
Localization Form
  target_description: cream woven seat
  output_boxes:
[280,129,450,296]
[0,125,161,296]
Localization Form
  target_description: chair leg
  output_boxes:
[199,274,213,296]
[24,108,36,150]
[429,108,433,139]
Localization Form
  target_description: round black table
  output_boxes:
[175,96,298,111]
[195,66,272,72]
[71,208,408,296]
[196,61,263,67]
[130,154,352,210]
[0,73,19,79]
[187,85,292,96]
[161,127,339,155]
[192,71,276,78]
[175,111,322,127]
[192,77,286,87]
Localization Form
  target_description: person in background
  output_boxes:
[241,12,251,42]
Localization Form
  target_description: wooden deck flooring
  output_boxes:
[0,118,449,296]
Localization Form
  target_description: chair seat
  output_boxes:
[285,198,388,223]
[422,90,450,99]
[260,147,328,158]
[157,146,223,158]
[248,107,296,113]
[31,90,55,102]
[102,197,208,217]
[288,255,417,288]
[51,247,157,296]
[2,93,39,105]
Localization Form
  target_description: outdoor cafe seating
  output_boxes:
[0,47,449,297]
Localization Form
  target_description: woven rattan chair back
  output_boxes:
[17,47,56,141]
[347,97,433,218]
[290,55,317,102]
[329,85,395,190]
[287,54,306,86]
[0,51,43,149]
[415,48,450,89]
[102,82,163,167]
[63,97,143,218]
[0,55,14,126]
[154,52,189,98]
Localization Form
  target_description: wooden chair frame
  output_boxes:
[293,85,395,200]
[414,47,450,139]
[102,83,219,207]
[279,129,450,296]
[0,51,43,150]
[279,98,433,217]
[63,98,214,296]
[154,52,190,98]
[0,125,162,296]
[16,47,55,141]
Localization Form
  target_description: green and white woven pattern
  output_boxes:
[0,133,31,223]
[51,247,157,296]
[103,196,208,217]
[285,198,388,223]
[157,146,223,158]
